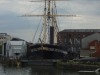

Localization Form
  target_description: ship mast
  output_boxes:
[22,0,77,44]
[43,0,47,43]
[43,0,56,44]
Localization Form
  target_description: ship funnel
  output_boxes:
[50,26,54,44]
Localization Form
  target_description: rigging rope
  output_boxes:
[32,16,42,43]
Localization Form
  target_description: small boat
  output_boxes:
[78,68,100,73]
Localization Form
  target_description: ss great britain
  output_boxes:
[21,0,76,65]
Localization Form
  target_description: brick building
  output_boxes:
[82,33,100,49]
[57,29,100,48]
[91,41,100,57]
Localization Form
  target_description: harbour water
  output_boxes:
[0,64,99,75]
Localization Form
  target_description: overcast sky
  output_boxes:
[0,0,100,42]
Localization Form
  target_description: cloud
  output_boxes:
[69,0,100,16]
[0,0,100,42]
[7,29,35,42]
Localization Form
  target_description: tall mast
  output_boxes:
[50,1,54,44]
[22,0,77,44]
[43,0,47,43]
[42,0,54,44]
[46,0,58,44]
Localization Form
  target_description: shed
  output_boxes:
[5,41,27,59]
[82,33,100,49]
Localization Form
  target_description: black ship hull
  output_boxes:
[27,44,68,60]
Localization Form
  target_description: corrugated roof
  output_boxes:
[60,29,100,32]
[10,41,25,45]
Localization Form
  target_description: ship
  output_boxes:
[21,0,77,65]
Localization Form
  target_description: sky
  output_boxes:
[0,0,100,42]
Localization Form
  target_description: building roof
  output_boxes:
[60,29,100,32]
[0,33,7,35]
[10,41,25,45]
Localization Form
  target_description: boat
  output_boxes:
[78,68,100,73]
[21,0,77,65]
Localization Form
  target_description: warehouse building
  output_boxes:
[2,41,27,59]
[58,29,100,48]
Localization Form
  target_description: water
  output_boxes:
[0,64,99,75]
